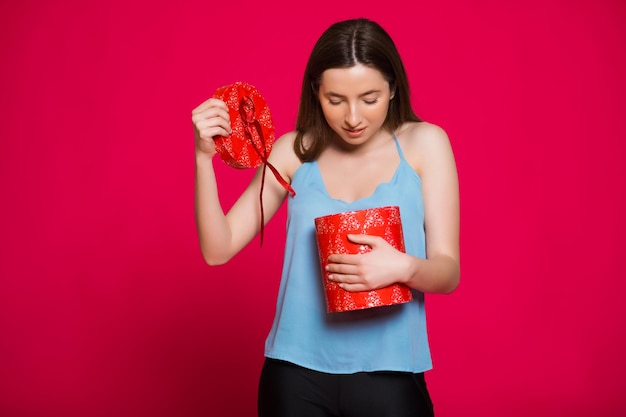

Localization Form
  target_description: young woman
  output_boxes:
[192,18,459,417]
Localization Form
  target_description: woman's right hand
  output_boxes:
[191,98,232,157]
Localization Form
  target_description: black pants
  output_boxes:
[258,358,434,417]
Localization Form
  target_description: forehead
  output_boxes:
[319,64,388,94]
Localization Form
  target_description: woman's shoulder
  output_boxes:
[272,130,299,157]
[269,130,303,180]
[395,121,454,173]
[397,121,449,144]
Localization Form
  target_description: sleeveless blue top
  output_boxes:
[264,135,432,373]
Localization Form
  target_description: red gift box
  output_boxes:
[314,206,413,313]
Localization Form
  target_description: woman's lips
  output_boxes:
[343,127,365,138]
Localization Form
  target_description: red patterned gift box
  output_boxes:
[314,206,413,313]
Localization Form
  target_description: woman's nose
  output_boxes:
[345,103,361,127]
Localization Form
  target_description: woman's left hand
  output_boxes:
[325,234,410,292]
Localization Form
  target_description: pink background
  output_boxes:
[1,1,625,416]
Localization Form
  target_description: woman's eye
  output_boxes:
[328,100,342,105]
[364,99,379,105]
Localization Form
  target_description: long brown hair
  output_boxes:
[294,18,421,162]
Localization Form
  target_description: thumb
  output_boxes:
[346,233,381,247]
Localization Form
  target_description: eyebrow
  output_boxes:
[325,89,381,98]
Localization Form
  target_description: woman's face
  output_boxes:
[317,64,394,146]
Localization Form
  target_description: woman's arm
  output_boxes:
[403,122,460,293]
[192,98,298,265]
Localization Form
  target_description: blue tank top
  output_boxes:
[264,134,432,373]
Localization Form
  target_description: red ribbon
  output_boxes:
[244,124,296,246]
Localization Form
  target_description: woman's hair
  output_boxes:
[294,18,421,162]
